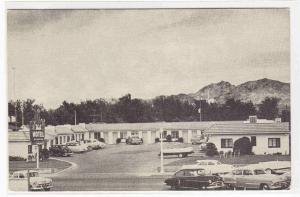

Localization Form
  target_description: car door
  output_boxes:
[232,169,244,188]
[181,170,197,188]
[240,169,256,189]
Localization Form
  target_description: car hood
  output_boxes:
[30,177,52,184]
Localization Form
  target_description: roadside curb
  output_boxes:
[45,158,78,177]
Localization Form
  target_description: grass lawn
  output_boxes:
[165,154,291,167]
[9,158,71,173]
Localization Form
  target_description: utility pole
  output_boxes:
[12,67,18,130]
[160,127,164,173]
[74,110,77,125]
[21,102,24,126]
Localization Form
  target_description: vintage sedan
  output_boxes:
[191,135,206,145]
[49,145,73,157]
[164,168,223,190]
[82,139,106,150]
[182,160,234,174]
[222,167,288,190]
[9,170,53,191]
[126,136,143,145]
[66,141,88,153]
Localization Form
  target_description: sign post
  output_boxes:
[29,109,45,169]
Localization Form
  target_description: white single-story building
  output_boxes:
[9,117,290,158]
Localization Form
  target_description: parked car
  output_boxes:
[159,147,194,158]
[191,135,206,145]
[9,170,53,191]
[164,168,224,190]
[66,141,88,153]
[49,145,73,157]
[83,139,106,150]
[222,167,288,190]
[182,160,234,175]
[126,136,143,145]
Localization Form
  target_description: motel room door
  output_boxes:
[142,131,148,144]
[103,132,109,143]
[112,132,118,144]
[182,131,188,143]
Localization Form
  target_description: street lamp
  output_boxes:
[160,127,164,173]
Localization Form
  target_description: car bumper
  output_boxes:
[270,182,289,190]
[31,185,53,191]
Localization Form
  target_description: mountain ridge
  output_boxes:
[175,78,290,109]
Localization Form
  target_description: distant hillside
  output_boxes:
[175,78,290,109]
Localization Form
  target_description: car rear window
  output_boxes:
[254,169,266,175]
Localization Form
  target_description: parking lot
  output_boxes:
[48,142,290,191]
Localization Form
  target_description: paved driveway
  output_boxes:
[50,143,191,191]
[55,143,182,175]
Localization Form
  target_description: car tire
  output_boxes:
[260,184,270,190]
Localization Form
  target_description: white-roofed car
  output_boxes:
[222,166,289,190]
[83,139,106,150]
[9,170,53,191]
[182,160,234,175]
[246,161,291,187]
[66,141,88,153]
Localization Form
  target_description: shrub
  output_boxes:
[155,138,160,143]
[99,138,105,143]
[273,152,282,155]
[178,137,184,143]
[116,138,121,144]
[205,142,219,156]
[9,156,26,161]
[166,135,172,142]
[40,149,50,160]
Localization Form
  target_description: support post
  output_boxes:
[36,145,39,169]
[27,169,30,191]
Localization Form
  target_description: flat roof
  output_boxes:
[85,121,290,134]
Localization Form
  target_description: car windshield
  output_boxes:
[254,169,266,175]
[28,172,39,177]
[232,170,243,175]
[67,143,78,146]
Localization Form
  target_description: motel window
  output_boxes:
[72,134,75,141]
[162,131,167,138]
[120,132,127,139]
[82,134,84,140]
[171,131,179,138]
[268,138,280,148]
[67,136,70,142]
[63,136,66,143]
[251,136,257,146]
[55,137,58,144]
[28,145,32,154]
[59,136,62,144]
[221,138,233,148]
[131,131,138,136]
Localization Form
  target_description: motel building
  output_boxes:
[83,116,290,155]
[9,116,290,160]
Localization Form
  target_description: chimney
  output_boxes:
[79,123,86,128]
[275,117,282,123]
[249,116,257,123]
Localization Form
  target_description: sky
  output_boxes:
[7,9,290,109]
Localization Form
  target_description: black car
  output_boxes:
[49,145,73,157]
[164,168,224,190]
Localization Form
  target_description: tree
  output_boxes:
[258,97,280,120]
